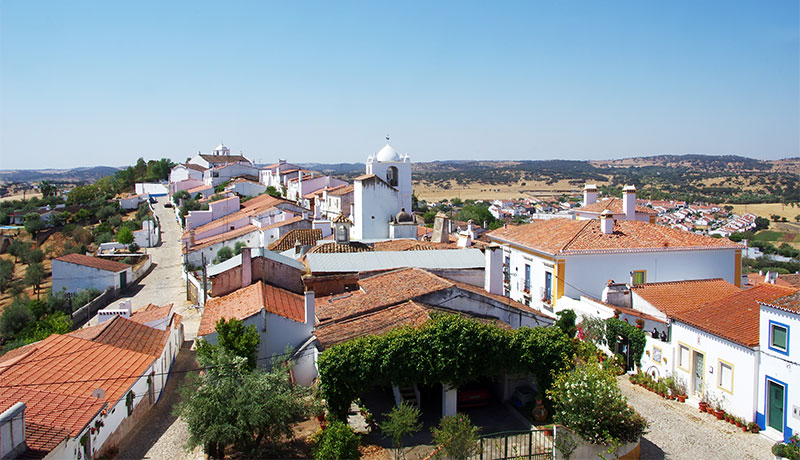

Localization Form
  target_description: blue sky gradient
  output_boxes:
[1,1,798,168]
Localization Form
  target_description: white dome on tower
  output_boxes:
[375,143,401,162]
[215,144,229,151]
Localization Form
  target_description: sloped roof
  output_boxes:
[199,154,250,164]
[632,279,741,318]
[488,219,740,255]
[307,241,374,254]
[327,184,354,196]
[762,291,800,313]
[53,254,130,272]
[184,225,259,253]
[672,284,798,347]
[69,316,170,356]
[199,280,306,336]
[579,197,657,215]
[268,228,323,252]
[315,300,432,348]
[129,303,173,325]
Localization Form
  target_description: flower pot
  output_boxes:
[713,410,725,420]
[742,425,748,432]
[533,400,548,424]
[677,395,686,403]
[736,421,742,427]
[699,402,708,413]
[316,414,325,423]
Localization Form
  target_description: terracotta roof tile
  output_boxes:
[268,228,323,252]
[199,154,250,164]
[315,301,432,348]
[672,284,798,347]
[129,303,173,325]
[489,219,740,255]
[327,184,354,196]
[372,240,458,251]
[85,316,170,356]
[53,254,130,272]
[199,281,306,336]
[579,197,657,214]
[763,291,800,313]
[182,163,207,172]
[307,241,374,254]
[185,225,259,253]
[632,279,741,317]
[747,273,800,289]
[182,194,293,239]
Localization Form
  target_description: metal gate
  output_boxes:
[474,429,553,460]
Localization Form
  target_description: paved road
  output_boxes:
[99,197,201,338]
[619,376,773,459]
[115,342,203,460]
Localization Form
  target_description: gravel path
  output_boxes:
[618,376,774,459]
[115,342,202,460]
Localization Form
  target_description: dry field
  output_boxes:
[413,179,606,202]
[0,192,42,202]
[730,203,800,220]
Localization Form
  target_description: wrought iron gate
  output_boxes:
[474,429,553,460]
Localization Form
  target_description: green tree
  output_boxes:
[39,181,57,198]
[67,184,97,205]
[197,317,261,370]
[380,403,422,460]
[0,299,34,337]
[173,190,191,202]
[312,420,362,460]
[755,216,770,230]
[555,309,577,339]
[234,241,247,255]
[24,248,44,265]
[0,259,14,293]
[431,414,480,460]
[25,262,46,300]
[72,208,92,223]
[455,204,495,226]
[175,349,308,458]
[116,226,134,245]
[24,213,45,239]
[795,215,800,222]
[8,239,29,264]
[214,246,234,264]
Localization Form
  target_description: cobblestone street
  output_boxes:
[618,376,774,459]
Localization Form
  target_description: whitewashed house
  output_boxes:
[187,144,253,169]
[118,193,149,210]
[0,314,182,459]
[487,214,743,312]
[574,184,657,223]
[757,291,800,442]
[259,159,303,190]
[52,254,133,294]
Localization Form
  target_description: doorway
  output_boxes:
[767,379,785,433]
[692,351,704,395]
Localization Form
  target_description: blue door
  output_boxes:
[544,271,552,301]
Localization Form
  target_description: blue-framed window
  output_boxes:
[524,264,531,292]
[768,320,790,356]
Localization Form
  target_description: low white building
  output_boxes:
[119,193,149,210]
[758,291,800,442]
[52,253,133,294]
[133,219,159,248]
[188,144,253,169]
[574,184,657,223]
[226,179,266,197]
[487,215,743,313]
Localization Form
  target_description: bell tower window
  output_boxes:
[386,166,398,186]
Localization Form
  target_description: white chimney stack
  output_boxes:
[584,184,598,206]
[623,185,636,220]
[304,290,315,327]
[241,247,252,288]
[600,210,614,234]
[484,244,504,295]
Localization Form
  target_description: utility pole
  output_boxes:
[184,252,190,301]
[201,253,208,306]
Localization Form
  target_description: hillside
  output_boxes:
[0,166,120,185]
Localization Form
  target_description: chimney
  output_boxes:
[297,171,303,198]
[623,185,636,220]
[431,212,450,243]
[304,290,315,327]
[600,210,614,234]
[241,247,252,288]
[584,184,598,206]
[484,244,503,295]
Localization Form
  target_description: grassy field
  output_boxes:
[753,222,800,250]
[730,203,800,220]
[413,179,606,202]
[0,192,42,202]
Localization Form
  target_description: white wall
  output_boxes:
[353,177,402,240]
[169,166,203,184]
[52,261,132,294]
[671,321,758,422]
[563,249,738,301]
[135,183,168,196]
[185,196,240,231]
[757,305,799,441]
[133,220,158,248]
[228,181,266,197]
[185,230,261,266]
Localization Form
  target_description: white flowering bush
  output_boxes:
[548,364,647,446]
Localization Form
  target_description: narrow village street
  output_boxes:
[618,376,774,459]
[113,197,200,338]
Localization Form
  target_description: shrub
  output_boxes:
[380,402,422,458]
[108,215,123,228]
[311,420,361,460]
[555,310,577,338]
[234,241,246,255]
[431,414,480,460]
[548,364,647,446]
[605,317,646,366]
[214,246,234,264]
[116,226,134,245]
[0,300,34,337]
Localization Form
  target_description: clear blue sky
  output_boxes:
[1,1,798,169]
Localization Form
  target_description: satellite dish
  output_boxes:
[91,388,106,399]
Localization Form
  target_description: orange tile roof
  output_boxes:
[0,327,162,448]
[488,219,740,255]
[315,300,432,348]
[199,154,250,164]
[199,280,306,336]
[186,184,212,194]
[182,194,292,239]
[578,197,657,214]
[185,225,259,253]
[73,316,170,356]
[372,240,458,251]
[763,291,800,313]
[632,279,741,317]
[129,303,173,325]
[747,273,800,289]
[327,184,354,196]
[268,228,323,252]
[672,284,798,347]
[307,241,374,254]
[54,254,130,272]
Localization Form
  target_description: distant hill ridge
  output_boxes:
[0,166,120,184]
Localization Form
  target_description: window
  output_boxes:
[678,344,690,370]
[524,264,531,292]
[769,321,789,354]
[718,360,733,393]
[632,270,646,285]
[544,271,552,301]
[503,256,510,284]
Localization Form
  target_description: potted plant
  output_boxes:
[635,318,645,329]
[699,393,709,413]
[748,422,760,433]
